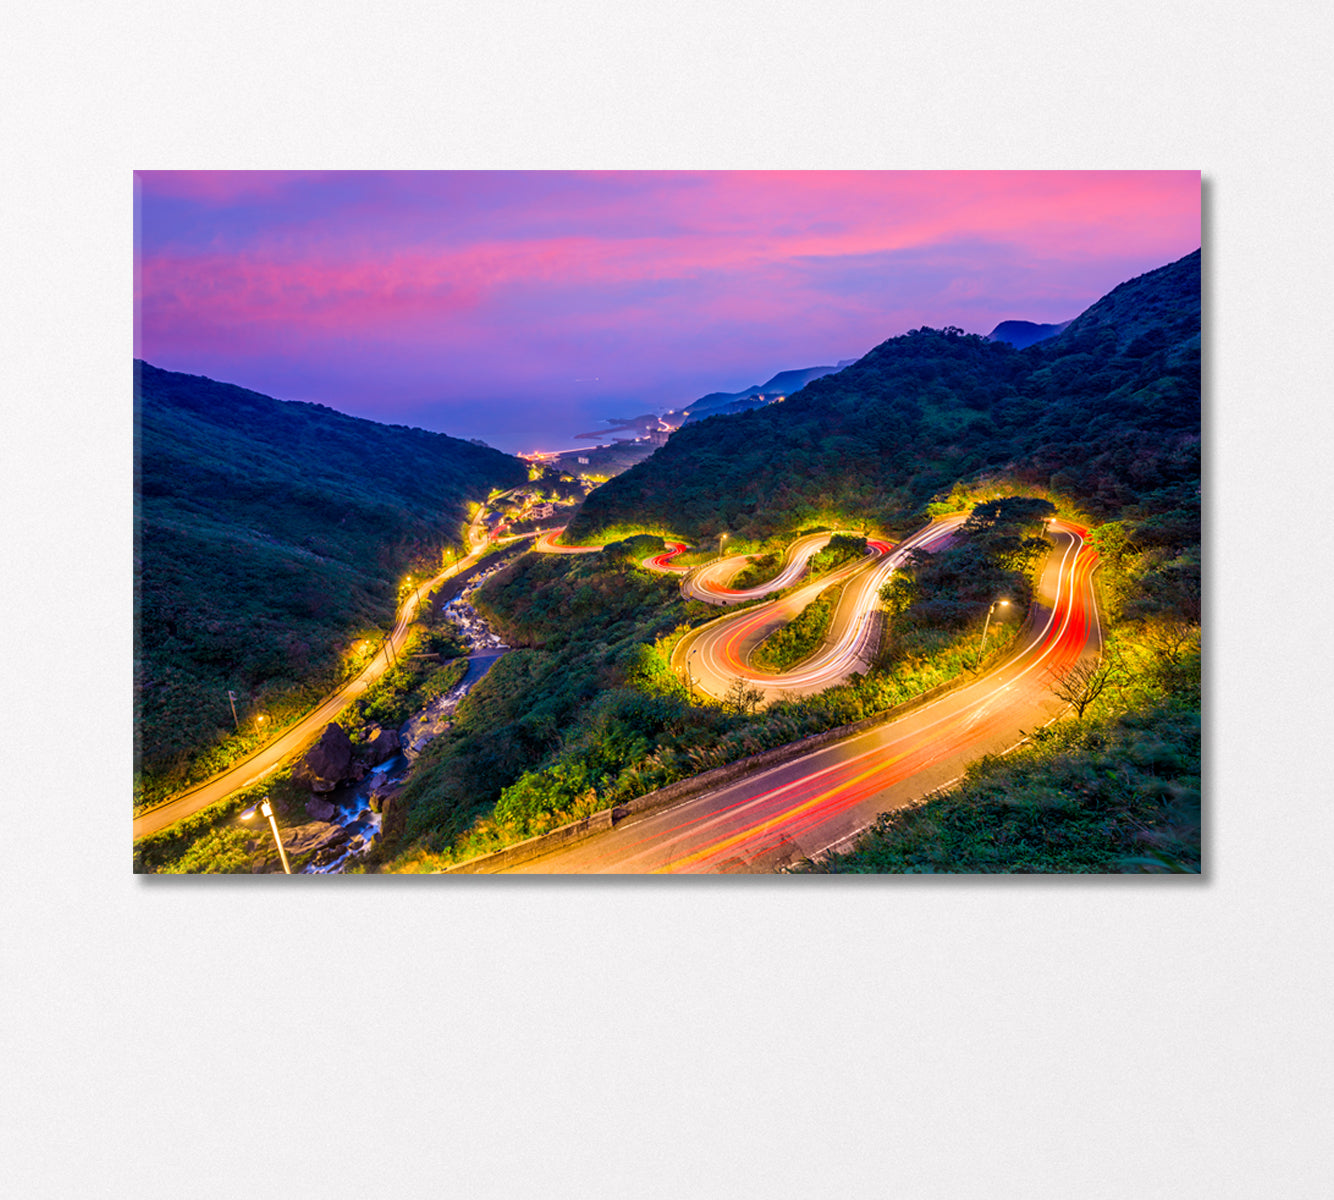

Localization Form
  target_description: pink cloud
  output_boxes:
[135,170,1199,450]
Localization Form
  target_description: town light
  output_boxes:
[241,796,291,874]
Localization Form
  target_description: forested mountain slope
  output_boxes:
[135,362,525,785]
[569,250,1200,543]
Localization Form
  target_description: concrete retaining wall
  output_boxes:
[445,806,615,874]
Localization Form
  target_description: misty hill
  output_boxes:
[668,362,856,426]
[569,250,1200,545]
[135,361,525,787]
[986,319,1071,348]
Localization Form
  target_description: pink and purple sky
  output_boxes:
[135,170,1200,454]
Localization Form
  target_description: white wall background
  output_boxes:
[3,2,1330,1196]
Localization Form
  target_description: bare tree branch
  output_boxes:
[1045,652,1120,719]
[722,677,766,716]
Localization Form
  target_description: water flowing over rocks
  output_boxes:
[400,681,465,761]
[250,564,513,873]
[437,560,511,653]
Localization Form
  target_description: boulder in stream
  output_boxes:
[250,820,350,872]
[306,795,337,822]
[292,723,355,792]
[364,725,401,764]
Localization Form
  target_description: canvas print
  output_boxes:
[133,170,1201,875]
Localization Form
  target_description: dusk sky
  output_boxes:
[135,170,1200,454]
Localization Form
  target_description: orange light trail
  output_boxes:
[648,528,1099,873]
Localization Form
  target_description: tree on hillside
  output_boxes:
[1139,616,1200,696]
[722,677,765,717]
[962,496,1056,534]
[1046,652,1121,719]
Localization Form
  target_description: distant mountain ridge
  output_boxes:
[986,319,1072,348]
[569,248,1201,544]
[668,361,860,426]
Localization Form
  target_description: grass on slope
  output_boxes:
[807,697,1200,874]
[751,584,842,672]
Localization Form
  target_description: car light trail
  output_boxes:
[677,515,968,702]
[644,541,689,572]
[681,532,839,604]
[506,520,1100,874]
[533,527,602,554]
[652,527,1097,873]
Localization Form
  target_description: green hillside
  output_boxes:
[569,250,1200,542]
[134,362,525,797]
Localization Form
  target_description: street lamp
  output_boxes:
[241,796,291,874]
[718,532,728,558]
[976,598,1010,668]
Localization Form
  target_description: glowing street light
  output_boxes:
[976,598,1010,668]
[241,796,291,874]
[718,532,728,558]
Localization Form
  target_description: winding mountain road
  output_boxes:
[675,516,964,703]
[643,541,690,572]
[681,532,835,604]
[533,527,602,554]
[534,518,967,706]
[507,519,1100,873]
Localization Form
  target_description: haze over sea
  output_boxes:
[134,171,1201,457]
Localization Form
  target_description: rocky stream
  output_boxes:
[249,560,513,874]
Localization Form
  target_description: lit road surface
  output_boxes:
[682,532,835,605]
[674,516,964,704]
[507,520,1100,873]
[132,549,486,841]
[643,541,689,572]
[533,526,602,553]
[534,527,693,572]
